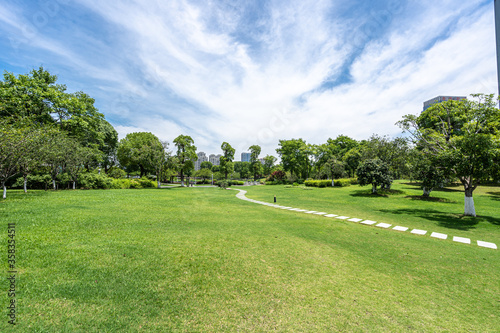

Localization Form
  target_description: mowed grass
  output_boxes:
[243,180,500,242]
[0,185,498,332]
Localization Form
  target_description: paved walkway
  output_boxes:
[232,189,497,250]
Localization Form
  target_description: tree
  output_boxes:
[200,161,213,170]
[397,93,500,216]
[117,132,163,177]
[342,148,362,178]
[1,67,116,167]
[0,121,45,198]
[234,161,250,179]
[173,135,197,186]
[249,145,261,181]
[195,168,212,182]
[263,155,277,176]
[65,139,96,189]
[356,159,392,194]
[149,140,169,188]
[220,142,235,180]
[276,138,310,179]
[411,152,447,197]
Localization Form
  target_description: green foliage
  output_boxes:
[14,174,52,189]
[78,173,114,189]
[304,178,357,188]
[117,132,164,177]
[276,138,311,179]
[107,166,127,179]
[217,180,230,189]
[356,159,392,194]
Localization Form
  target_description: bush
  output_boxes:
[304,178,358,188]
[14,174,52,190]
[111,179,131,189]
[79,173,114,189]
[217,180,230,189]
[229,180,244,186]
[107,167,127,179]
[138,177,156,188]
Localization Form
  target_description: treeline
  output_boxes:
[2,68,499,216]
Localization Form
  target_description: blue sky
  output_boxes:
[0,0,496,159]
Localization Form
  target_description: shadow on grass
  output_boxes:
[487,192,500,201]
[350,189,404,198]
[378,208,500,231]
[405,195,457,204]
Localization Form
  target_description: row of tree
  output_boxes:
[2,68,499,216]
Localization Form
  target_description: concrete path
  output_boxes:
[232,189,497,250]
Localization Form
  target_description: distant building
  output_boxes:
[241,152,251,162]
[194,152,208,171]
[209,154,222,166]
[423,96,467,112]
[258,158,265,165]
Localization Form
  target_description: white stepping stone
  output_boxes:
[361,220,377,225]
[280,207,292,209]
[393,226,408,232]
[296,209,307,212]
[453,236,470,244]
[289,208,301,211]
[477,241,497,250]
[335,216,350,220]
[348,218,363,222]
[305,211,317,214]
[430,232,447,240]
[411,229,427,235]
[313,212,327,215]
[324,214,338,218]
[376,223,391,228]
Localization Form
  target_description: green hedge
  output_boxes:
[304,178,357,188]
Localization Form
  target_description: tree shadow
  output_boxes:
[350,190,389,198]
[487,192,500,201]
[405,195,457,204]
[378,208,500,231]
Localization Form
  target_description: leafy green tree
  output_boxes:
[342,148,362,178]
[356,159,392,194]
[1,67,116,166]
[276,138,311,179]
[64,139,96,189]
[173,135,197,186]
[263,155,277,176]
[234,161,250,179]
[220,142,235,180]
[411,152,447,197]
[195,168,212,182]
[249,145,261,181]
[200,161,213,170]
[117,132,163,177]
[0,120,47,198]
[398,93,500,216]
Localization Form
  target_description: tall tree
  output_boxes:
[249,145,262,181]
[397,93,500,216]
[276,138,310,179]
[220,142,235,180]
[263,155,277,176]
[173,135,197,186]
[117,132,163,177]
[356,159,393,194]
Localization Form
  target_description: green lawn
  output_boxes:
[1,183,499,332]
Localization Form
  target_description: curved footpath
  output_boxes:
[232,189,497,250]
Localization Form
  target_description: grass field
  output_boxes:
[1,181,499,332]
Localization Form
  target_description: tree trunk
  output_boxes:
[3,183,6,199]
[73,181,76,190]
[372,183,377,194]
[180,171,185,186]
[53,179,56,190]
[422,187,431,197]
[464,188,476,217]
[332,179,335,187]
[24,176,28,193]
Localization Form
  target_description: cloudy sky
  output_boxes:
[0,0,497,159]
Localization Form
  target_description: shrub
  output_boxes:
[304,178,358,188]
[217,180,230,189]
[107,167,127,179]
[267,170,287,182]
[111,179,131,189]
[138,177,156,188]
[79,173,114,189]
[229,180,244,186]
